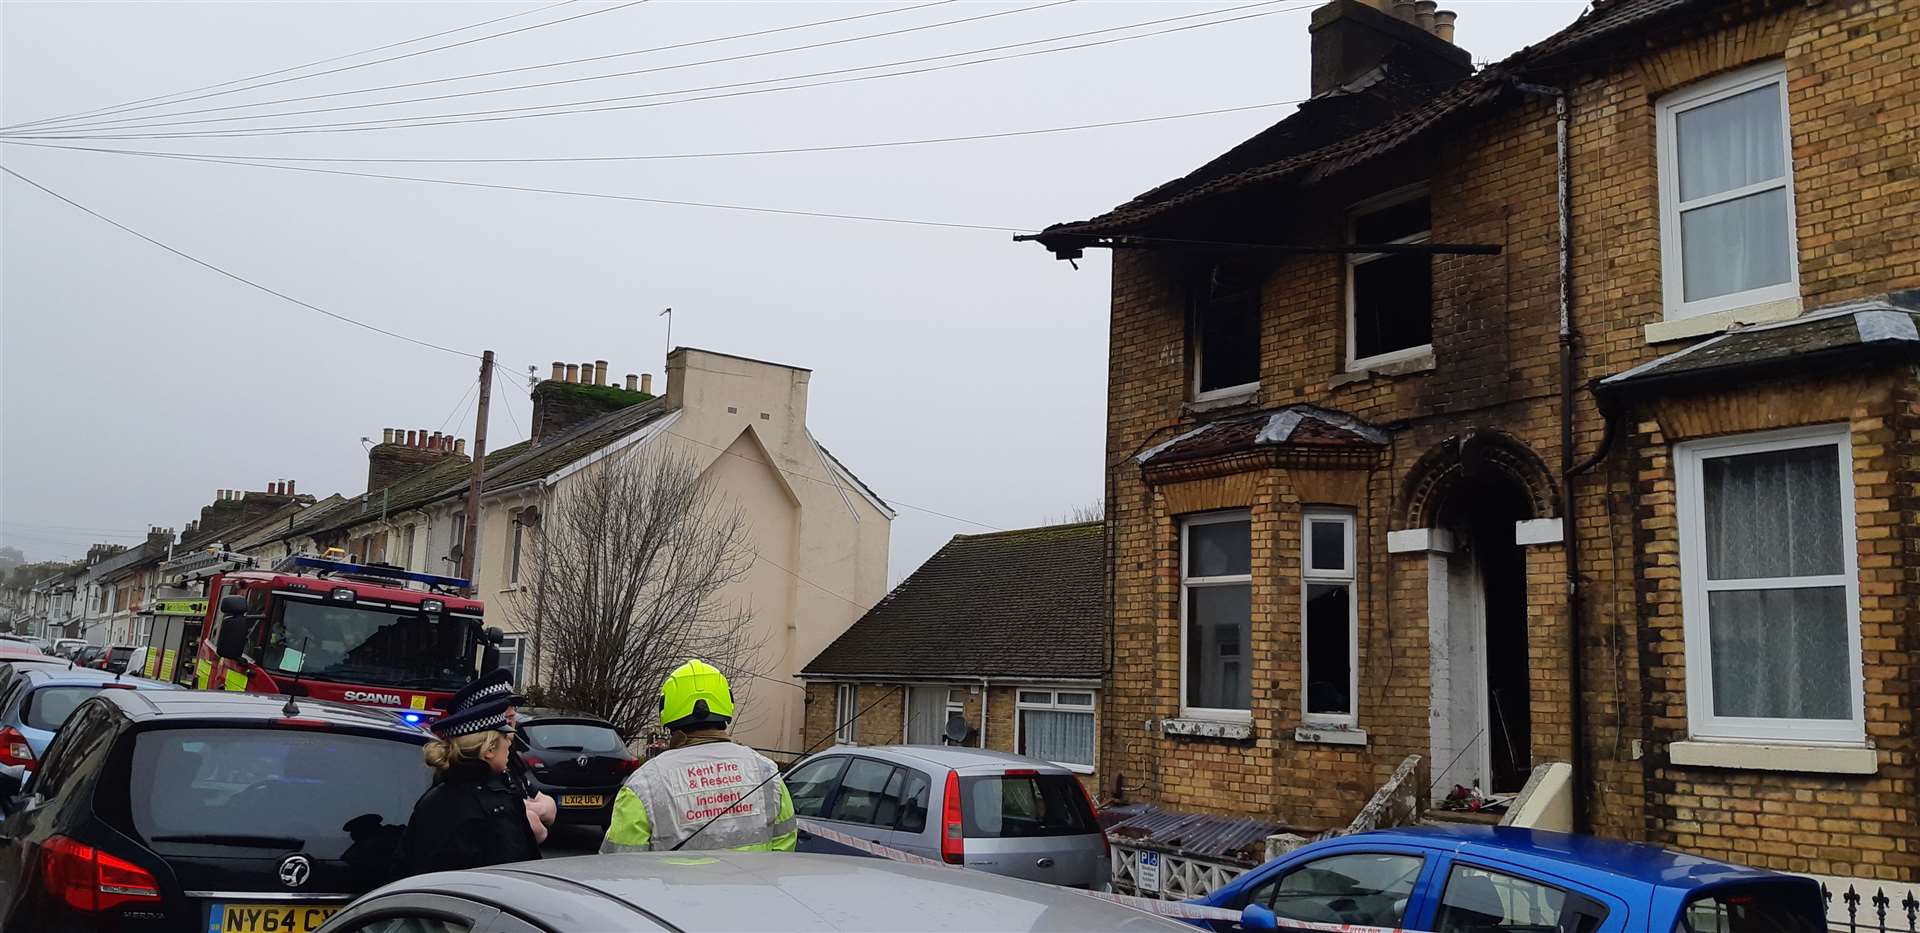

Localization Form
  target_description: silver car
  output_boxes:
[318,851,1188,932]
[788,745,1110,890]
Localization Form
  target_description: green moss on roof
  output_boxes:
[538,381,652,408]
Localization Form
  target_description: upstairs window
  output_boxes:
[1347,189,1433,369]
[1191,262,1261,400]
[1657,61,1798,320]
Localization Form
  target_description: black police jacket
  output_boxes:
[391,764,541,879]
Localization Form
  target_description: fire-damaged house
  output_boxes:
[1023,0,1917,904]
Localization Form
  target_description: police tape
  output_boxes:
[793,818,1440,933]
[795,818,1241,922]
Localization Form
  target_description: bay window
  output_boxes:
[1181,511,1253,718]
[1675,425,1862,744]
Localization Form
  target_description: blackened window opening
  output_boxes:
[1350,195,1434,363]
[1192,262,1261,395]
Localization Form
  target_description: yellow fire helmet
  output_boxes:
[659,659,735,729]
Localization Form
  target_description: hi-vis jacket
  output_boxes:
[600,740,796,853]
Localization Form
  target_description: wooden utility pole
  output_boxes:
[459,350,493,593]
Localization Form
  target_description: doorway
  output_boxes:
[1432,476,1534,798]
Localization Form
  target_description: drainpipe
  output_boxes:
[1512,77,1587,833]
[980,677,991,749]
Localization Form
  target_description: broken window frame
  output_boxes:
[1190,262,1263,403]
[1674,424,1863,745]
[1656,60,1800,322]
[1301,509,1358,727]
[1345,185,1434,371]
[1179,510,1255,722]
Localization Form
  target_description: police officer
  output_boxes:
[437,668,555,840]
[600,660,796,853]
[391,698,542,877]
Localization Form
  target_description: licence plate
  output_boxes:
[209,902,339,933]
[561,793,606,807]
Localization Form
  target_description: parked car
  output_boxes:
[1187,826,1827,933]
[0,666,179,768]
[515,707,639,827]
[120,646,152,678]
[52,639,87,659]
[72,645,104,669]
[317,851,1188,932]
[0,690,434,933]
[786,745,1108,890]
[97,644,140,674]
[0,636,43,654]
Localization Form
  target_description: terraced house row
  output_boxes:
[1021,0,1915,893]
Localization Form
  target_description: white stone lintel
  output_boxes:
[1387,528,1454,554]
[1514,517,1565,546]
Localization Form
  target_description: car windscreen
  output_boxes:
[23,686,106,731]
[524,722,625,753]
[264,598,476,691]
[1676,884,1825,933]
[959,773,1097,838]
[126,728,428,865]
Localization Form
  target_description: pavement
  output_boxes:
[541,823,606,858]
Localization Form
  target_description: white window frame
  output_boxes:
[1301,510,1359,727]
[1345,185,1433,371]
[834,683,859,744]
[1191,285,1262,403]
[496,633,526,686]
[1180,510,1255,722]
[1014,688,1097,773]
[1674,424,1863,745]
[506,510,524,587]
[1656,60,1800,322]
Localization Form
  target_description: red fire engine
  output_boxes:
[165,550,501,721]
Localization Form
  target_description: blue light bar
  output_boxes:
[273,554,471,591]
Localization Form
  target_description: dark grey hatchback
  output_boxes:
[0,690,432,933]
[515,707,638,827]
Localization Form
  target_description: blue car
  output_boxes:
[1189,826,1825,933]
[0,663,179,768]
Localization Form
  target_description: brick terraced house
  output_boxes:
[1024,0,1917,894]
[799,522,1104,791]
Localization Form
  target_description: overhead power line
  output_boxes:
[1,99,1299,164]
[11,0,1312,141]
[0,1,646,135]
[5,143,1037,232]
[0,164,482,359]
[37,0,1007,135]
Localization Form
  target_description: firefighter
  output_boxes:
[600,660,796,853]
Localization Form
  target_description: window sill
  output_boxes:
[1669,740,1877,775]
[1185,385,1261,415]
[1164,717,1253,740]
[1644,296,1802,344]
[1333,347,1436,387]
[1294,725,1367,746]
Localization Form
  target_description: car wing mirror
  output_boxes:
[1239,904,1279,933]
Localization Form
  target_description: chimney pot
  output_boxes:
[406,430,418,447]
[564,363,579,383]
[382,428,395,444]
[417,428,427,448]
[550,362,565,382]
[287,480,296,495]
[1433,8,1455,41]
[1393,0,1416,20]
[580,362,594,386]
[431,431,443,450]
[625,373,638,391]
[641,373,653,394]
[593,360,608,386]
[455,438,466,455]
[1414,0,1437,30]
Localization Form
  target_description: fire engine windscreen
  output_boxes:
[263,599,477,690]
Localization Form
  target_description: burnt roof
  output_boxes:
[1138,405,1387,467]
[802,522,1104,680]
[1028,0,1710,251]
[1599,293,1920,394]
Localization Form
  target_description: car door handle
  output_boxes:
[1035,857,1055,869]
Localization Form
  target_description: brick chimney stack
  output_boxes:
[1309,0,1467,97]
[530,356,654,445]
[367,426,470,492]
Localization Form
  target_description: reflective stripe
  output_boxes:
[600,786,653,852]
[739,830,797,852]
[622,742,791,852]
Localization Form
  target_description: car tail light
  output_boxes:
[521,755,545,769]
[940,771,964,865]
[619,757,642,774]
[1004,768,1039,776]
[0,727,33,767]
[41,836,161,912]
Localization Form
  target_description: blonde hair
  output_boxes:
[423,730,503,772]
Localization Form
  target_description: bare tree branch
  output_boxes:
[510,447,766,738]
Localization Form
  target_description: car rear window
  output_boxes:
[524,722,624,753]
[959,773,1096,839]
[23,686,106,731]
[1677,884,1824,933]
[125,728,429,862]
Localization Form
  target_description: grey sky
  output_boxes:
[1,0,1586,584]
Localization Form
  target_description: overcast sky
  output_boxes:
[1,0,1586,586]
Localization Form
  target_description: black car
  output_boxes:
[516,708,638,827]
[98,645,139,675]
[0,690,433,933]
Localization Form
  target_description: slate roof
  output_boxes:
[1599,293,1920,394]
[802,521,1104,680]
[1137,405,1387,467]
[1027,0,1710,249]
